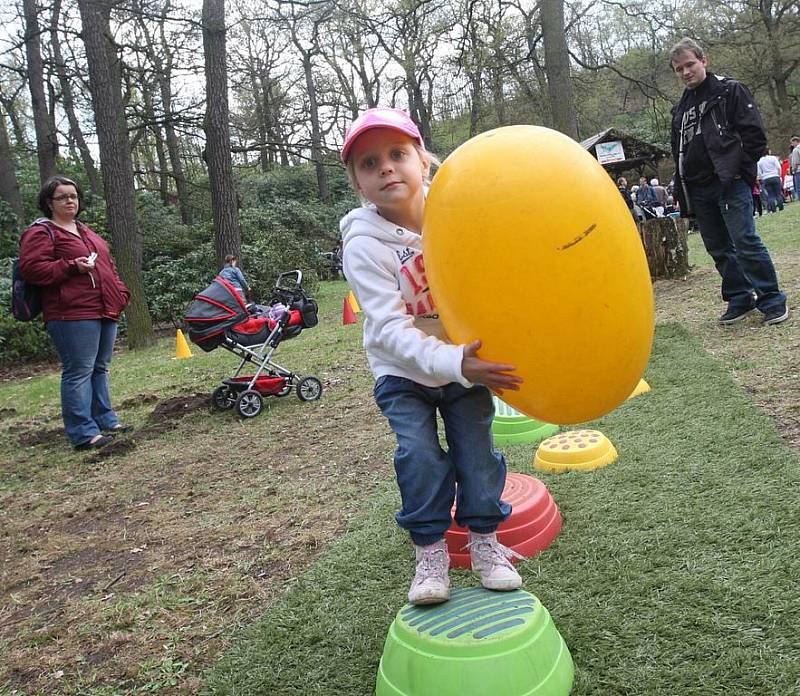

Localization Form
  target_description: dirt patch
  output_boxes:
[17,427,64,447]
[0,407,17,420]
[0,371,392,695]
[91,393,211,460]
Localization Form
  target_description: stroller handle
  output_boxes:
[275,270,303,290]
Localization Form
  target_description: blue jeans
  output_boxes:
[793,172,800,201]
[47,319,120,446]
[761,176,784,212]
[688,179,786,313]
[373,375,511,546]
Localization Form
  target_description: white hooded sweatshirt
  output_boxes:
[340,207,469,388]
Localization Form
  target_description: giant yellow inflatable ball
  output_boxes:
[423,125,654,425]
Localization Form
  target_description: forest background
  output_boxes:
[0,0,797,364]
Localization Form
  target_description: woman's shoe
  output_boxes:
[75,434,113,451]
[104,424,134,434]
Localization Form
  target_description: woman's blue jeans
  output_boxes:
[373,375,511,546]
[761,176,784,212]
[46,319,120,446]
[688,179,786,313]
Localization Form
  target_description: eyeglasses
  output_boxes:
[52,194,79,202]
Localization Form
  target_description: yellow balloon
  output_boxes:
[423,125,654,424]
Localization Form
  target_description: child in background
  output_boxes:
[219,254,251,299]
[339,107,524,605]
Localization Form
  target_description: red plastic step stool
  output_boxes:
[445,473,562,568]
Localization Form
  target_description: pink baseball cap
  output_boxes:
[341,107,424,163]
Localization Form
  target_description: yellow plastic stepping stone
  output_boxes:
[533,430,618,473]
[627,378,651,399]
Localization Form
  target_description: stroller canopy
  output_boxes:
[185,276,249,350]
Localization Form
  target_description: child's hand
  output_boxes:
[461,340,523,395]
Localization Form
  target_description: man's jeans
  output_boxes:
[761,176,784,212]
[794,171,800,201]
[373,376,511,546]
[47,319,120,446]
[688,179,786,313]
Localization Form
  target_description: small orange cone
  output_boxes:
[347,290,361,313]
[175,329,193,359]
[342,296,358,325]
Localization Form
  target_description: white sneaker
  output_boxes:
[467,531,524,591]
[408,539,450,605]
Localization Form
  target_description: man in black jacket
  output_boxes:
[670,38,788,325]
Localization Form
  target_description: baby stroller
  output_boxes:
[184,270,322,418]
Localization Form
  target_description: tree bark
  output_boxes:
[638,217,690,280]
[202,0,242,267]
[540,0,578,139]
[23,0,58,183]
[77,0,154,348]
[0,106,25,221]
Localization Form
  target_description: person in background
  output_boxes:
[790,136,800,202]
[757,148,784,213]
[219,254,251,300]
[636,176,658,208]
[651,178,667,207]
[752,181,763,217]
[617,177,635,219]
[19,175,132,450]
[670,37,788,326]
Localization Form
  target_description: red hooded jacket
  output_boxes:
[18,219,131,321]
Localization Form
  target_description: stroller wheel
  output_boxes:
[296,375,323,402]
[235,389,263,418]
[212,385,235,410]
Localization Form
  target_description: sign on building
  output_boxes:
[596,140,625,164]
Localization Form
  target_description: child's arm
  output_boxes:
[344,237,469,386]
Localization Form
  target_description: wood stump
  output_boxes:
[638,217,690,279]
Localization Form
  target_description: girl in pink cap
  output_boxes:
[339,107,524,605]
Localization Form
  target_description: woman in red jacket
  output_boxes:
[19,176,132,450]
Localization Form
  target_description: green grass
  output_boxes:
[202,323,800,695]
[687,204,800,262]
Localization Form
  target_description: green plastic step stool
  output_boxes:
[376,587,574,695]
[492,397,560,445]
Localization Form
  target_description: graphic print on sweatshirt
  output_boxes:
[397,247,437,317]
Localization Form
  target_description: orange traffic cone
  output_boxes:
[342,295,358,325]
[175,329,193,359]
[347,290,361,313]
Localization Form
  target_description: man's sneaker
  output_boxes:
[718,304,755,325]
[466,531,523,591]
[408,540,450,605]
[763,303,789,325]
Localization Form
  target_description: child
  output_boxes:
[339,107,524,605]
[219,254,251,299]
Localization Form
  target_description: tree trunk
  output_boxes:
[0,107,25,222]
[50,0,101,193]
[202,0,241,267]
[638,217,690,280]
[300,52,330,203]
[77,0,154,348]
[540,0,578,139]
[23,0,58,183]
[156,23,191,223]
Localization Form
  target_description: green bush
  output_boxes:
[143,242,216,325]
